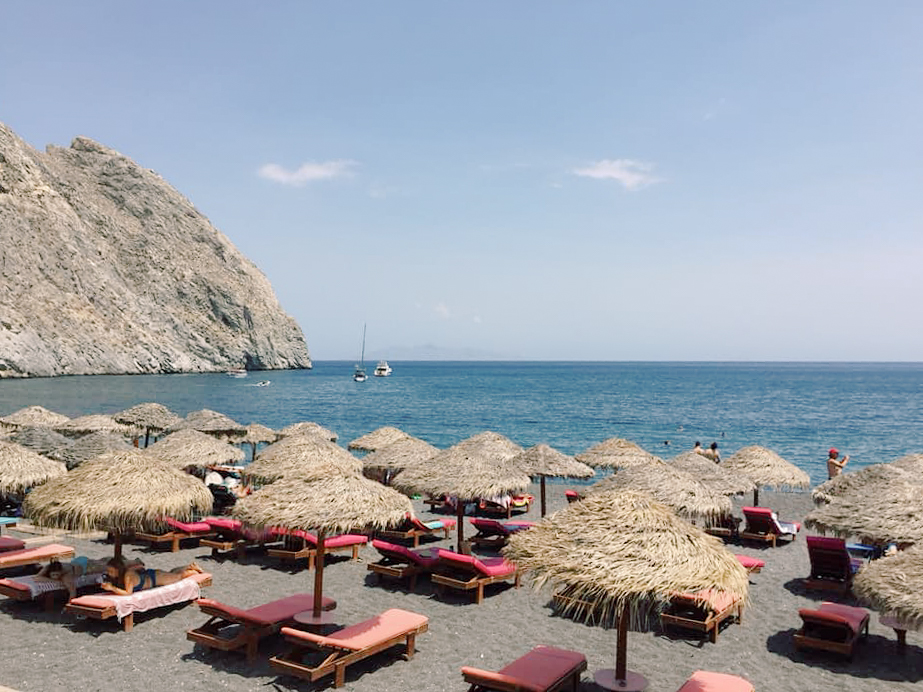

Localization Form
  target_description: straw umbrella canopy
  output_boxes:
[0,405,70,430]
[721,445,810,505]
[811,463,917,505]
[671,451,757,497]
[114,402,183,447]
[23,449,213,558]
[241,423,279,461]
[143,429,245,469]
[54,414,136,439]
[278,421,338,442]
[0,440,67,498]
[575,437,658,470]
[55,431,132,470]
[348,426,411,452]
[504,488,749,690]
[244,436,362,485]
[362,437,439,483]
[168,409,247,439]
[853,547,923,638]
[890,453,923,473]
[234,472,413,617]
[510,444,595,517]
[393,432,530,552]
[10,426,74,458]
[588,459,732,522]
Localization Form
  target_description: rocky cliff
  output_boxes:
[0,123,311,377]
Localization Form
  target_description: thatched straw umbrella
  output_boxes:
[10,426,74,458]
[348,426,411,452]
[505,489,749,690]
[23,449,213,558]
[244,436,362,485]
[0,440,68,498]
[114,402,183,447]
[241,423,279,461]
[168,409,247,439]
[721,445,810,505]
[510,444,595,517]
[55,414,135,439]
[890,453,923,473]
[575,437,658,470]
[588,460,732,522]
[279,421,338,442]
[362,437,439,484]
[143,429,245,469]
[55,431,132,470]
[671,451,756,497]
[804,482,923,548]
[853,547,923,643]
[0,405,70,430]
[234,473,412,618]
[811,463,917,505]
[393,432,530,552]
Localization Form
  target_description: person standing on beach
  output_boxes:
[826,448,849,479]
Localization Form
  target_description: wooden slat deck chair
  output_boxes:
[64,572,212,632]
[469,518,534,550]
[735,554,765,574]
[564,490,583,504]
[478,494,534,519]
[740,506,800,547]
[367,539,441,591]
[270,608,429,688]
[136,517,214,553]
[803,535,863,593]
[0,572,103,611]
[378,514,456,547]
[793,601,870,659]
[200,517,272,560]
[0,543,75,571]
[675,671,755,692]
[431,549,520,604]
[186,592,336,662]
[660,589,744,643]
[461,645,587,692]
[267,529,367,569]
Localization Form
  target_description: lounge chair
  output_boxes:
[705,514,742,540]
[267,529,367,569]
[0,536,26,553]
[675,671,754,692]
[431,549,520,604]
[136,517,214,553]
[423,495,456,512]
[461,645,587,692]
[793,601,870,659]
[740,506,800,547]
[367,539,441,591]
[803,535,863,593]
[734,554,765,574]
[0,517,18,534]
[660,589,743,643]
[200,517,271,559]
[0,571,104,611]
[564,490,583,504]
[186,592,336,662]
[469,518,535,550]
[270,608,429,688]
[64,571,212,632]
[478,494,534,519]
[378,514,456,547]
[0,543,75,571]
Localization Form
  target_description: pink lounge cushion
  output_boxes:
[437,549,517,577]
[676,670,754,692]
[0,543,74,566]
[324,534,368,549]
[807,535,846,551]
[0,537,26,553]
[0,577,30,594]
[800,602,869,634]
[673,589,740,614]
[742,507,772,517]
[410,516,456,532]
[282,608,428,652]
[470,518,508,536]
[734,555,765,571]
[371,539,440,567]
[495,646,586,692]
[198,593,336,627]
[204,517,242,532]
[165,518,212,533]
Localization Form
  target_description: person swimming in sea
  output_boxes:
[100,557,204,595]
[36,556,144,599]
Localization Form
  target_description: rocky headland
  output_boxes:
[0,122,311,377]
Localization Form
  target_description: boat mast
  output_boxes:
[359,323,366,367]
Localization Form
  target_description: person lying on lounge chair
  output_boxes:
[36,556,144,599]
[100,557,204,596]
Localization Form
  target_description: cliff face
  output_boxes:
[0,123,311,377]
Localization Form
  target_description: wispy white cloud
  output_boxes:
[571,159,662,191]
[257,160,358,186]
[435,302,451,320]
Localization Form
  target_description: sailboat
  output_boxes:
[353,324,368,382]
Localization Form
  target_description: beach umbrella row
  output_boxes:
[0,441,67,497]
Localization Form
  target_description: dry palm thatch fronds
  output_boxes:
[452,430,523,461]
[575,437,657,469]
[278,421,338,442]
[722,445,810,504]
[55,414,136,438]
[853,547,923,631]
[114,403,182,444]
[56,431,132,470]
[0,441,68,497]
[244,436,361,485]
[0,405,70,430]
[812,463,917,505]
[393,447,530,502]
[511,444,595,517]
[588,459,731,521]
[23,449,213,535]
[504,488,749,627]
[890,453,923,473]
[348,426,411,452]
[804,482,923,547]
[143,429,245,469]
[168,409,246,438]
[362,437,439,473]
[10,426,73,458]
[242,423,278,445]
[671,451,756,497]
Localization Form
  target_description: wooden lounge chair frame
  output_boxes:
[793,603,870,659]
[0,573,102,612]
[431,551,521,604]
[367,541,440,591]
[660,591,743,643]
[462,645,587,692]
[267,532,365,568]
[739,507,799,547]
[270,609,428,688]
[135,528,214,553]
[803,536,862,594]
[0,544,75,571]
[200,537,256,560]
[378,516,455,548]
[478,494,533,519]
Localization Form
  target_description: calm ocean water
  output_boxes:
[2,361,922,485]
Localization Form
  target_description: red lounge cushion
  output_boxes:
[324,534,368,549]
[165,518,212,533]
[801,602,869,633]
[807,536,847,551]
[282,608,428,652]
[438,549,517,577]
[676,670,754,692]
[0,543,74,566]
[734,555,764,571]
[204,517,241,532]
[0,577,30,594]
[470,519,508,535]
[498,646,586,692]
[742,507,772,517]
[0,537,26,553]
[372,540,440,567]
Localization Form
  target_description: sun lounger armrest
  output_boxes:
[461,666,537,692]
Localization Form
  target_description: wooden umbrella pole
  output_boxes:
[540,477,547,517]
[456,501,466,553]
[313,528,326,617]
[144,430,150,448]
[616,602,629,680]
[113,531,123,560]
[753,487,760,506]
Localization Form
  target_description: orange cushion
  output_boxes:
[282,608,427,652]
[498,646,586,692]
[673,589,740,613]
[0,543,73,566]
[677,670,754,692]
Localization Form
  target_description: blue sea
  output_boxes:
[2,361,922,485]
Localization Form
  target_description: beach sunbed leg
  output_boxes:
[123,613,134,632]
[171,534,180,552]
[335,662,346,688]
[351,545,360,560]
[405,632,417,659]
[475,582,484,604]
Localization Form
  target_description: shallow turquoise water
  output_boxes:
[2,361,922,484]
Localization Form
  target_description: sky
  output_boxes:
[2,2,922,361]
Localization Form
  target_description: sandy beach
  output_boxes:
[0,486,919,692]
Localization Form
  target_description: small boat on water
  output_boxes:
[353,324,368,383]
[226,367,247,378]
[373,361,392,377]
[255,380,271,387]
